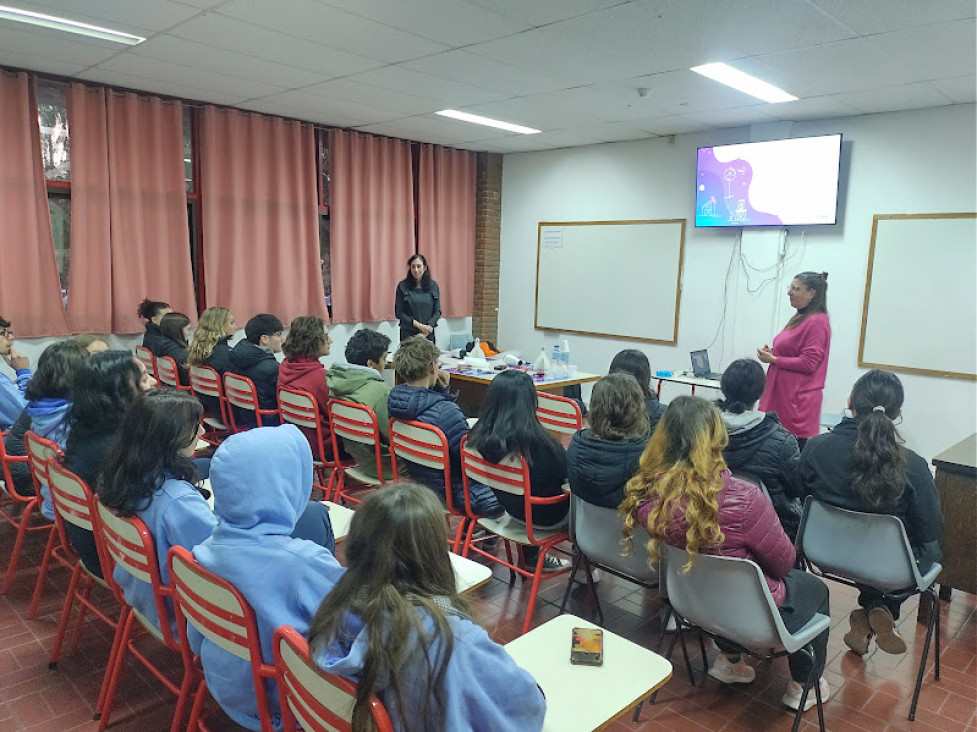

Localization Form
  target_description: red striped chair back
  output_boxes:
[135,346,156,379]
[224,372,279,429]
[155,355,189,391]
[536,392,583,434]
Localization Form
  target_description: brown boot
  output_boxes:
[843,608,873,655]
[868,606,907,654]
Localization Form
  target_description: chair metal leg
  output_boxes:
[67,581,94,656]
[93,606,130,719]
[0,509,40,594]
[790,646,821,732]
[48,563,83,668]
[909,587,940,721]
[656,606,672,654]
[98,610,136,730]
[676,623,695,686]
[558,550,583,616]
[698,632,708,675]
[27,527,59,618]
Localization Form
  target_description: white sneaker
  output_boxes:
[707,653,756,685]
[781,677,830,711]
[541,554,570,572]
[587,568,601,583]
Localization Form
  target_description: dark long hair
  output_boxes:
[466,369,563,466]
[24,340,88,403]
[717,359,766,414]
[849,369,907,509]
[137,299,170,321]
[786,271,829,329]
[99,390,203,515]
[402,253,432,290]
[308,483,467,732]
[65,351,143,447]
[609,349,656,400]
[160,312,190,349]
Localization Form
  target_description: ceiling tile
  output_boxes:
[466,88,619,130]
[634,115,713,136]
[247,89,404,125]
[342,66,510,106]
[596,70,779,118]
[679,105,779,128]
[282,78,439,115]
[761,95,862,121]
[0,24,121,67]
[355,115,509,144]
[0,50,87,76]
[12,0,202,33]
[315,0,529,45]
[465,0,632,28]
[169,14,384,77]
[219,0,448,63]
[809,0,976,35]
[930,76,977,104]
[834,82,956,115]
[401,49,569,96]
[870,19,977,82]
[77,68,245,105]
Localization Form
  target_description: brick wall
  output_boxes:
[473,152,503,344]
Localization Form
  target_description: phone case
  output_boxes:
[570,627,604,666]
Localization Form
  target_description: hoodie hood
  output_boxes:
[279,356,327,381]
[229,339,277,370]
[721,410,766,436]
[387,383,454,420]
[326,362,382,399]
[210,424,310,537]
[27,398,71,441]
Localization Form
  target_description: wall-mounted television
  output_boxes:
[695,134,842,227]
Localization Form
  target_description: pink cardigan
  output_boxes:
[759,313,831,439]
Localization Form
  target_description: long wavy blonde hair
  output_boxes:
[620,396,728,572]
[187,306,232,366]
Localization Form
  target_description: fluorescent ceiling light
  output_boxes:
[435,109,540,135]
[690,62,797,104]
[0,4,145,45]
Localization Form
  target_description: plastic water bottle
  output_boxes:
[559,338,571,368]
[552,345,566,378]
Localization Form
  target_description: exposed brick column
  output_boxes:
[473,152,502,343]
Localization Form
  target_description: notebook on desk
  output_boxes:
[690,350,723,380]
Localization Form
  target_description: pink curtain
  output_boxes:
[65,84,112,333]
[417,144,476,318]
[106,92,195,334]
[0,72,70,336]
[329,129,415,324]
[200,106,324,324]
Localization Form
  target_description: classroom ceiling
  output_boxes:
[1,0,974,152]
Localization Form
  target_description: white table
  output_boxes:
[449,551,493,594]
[654,373,721,397]
[505,614,672,732]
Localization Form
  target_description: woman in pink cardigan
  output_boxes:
[758,272,831,448]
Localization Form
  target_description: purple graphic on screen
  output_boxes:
[696,148,782,227]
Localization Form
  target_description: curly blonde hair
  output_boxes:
[188,307,232,366]
[620,396,728,573]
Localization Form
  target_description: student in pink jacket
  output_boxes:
[758,272,831,448]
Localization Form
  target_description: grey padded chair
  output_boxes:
[660,543,829,732]
[557,493,658,625]
[794,497,942,721]
[447,333,473,351]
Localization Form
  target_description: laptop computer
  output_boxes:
[690,350,723,380]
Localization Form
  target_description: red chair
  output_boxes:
[460,435,571,636]
[0,431,53,597]
[536,392,583,435]
[389,418,468,552]
[96,499,199,732]
[156,355,191,392]
[135,345,157,379]
[224,372,279,430]
[46,462,122,717]
[278,387,350,497]
[327,399,388,504]
[273,625,394,732]
[168,545,277,732]
[23,430,64,618]
[190,365,231,444]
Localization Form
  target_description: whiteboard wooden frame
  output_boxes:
[858,212,977,381]
[534,219,686,345]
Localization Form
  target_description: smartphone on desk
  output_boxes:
[570,627,603,666]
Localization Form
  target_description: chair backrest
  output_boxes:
[24,430,62,496]
[155,355,184,389]
[460,440,528,497]
[273,626,394,732]
[447,333,473,351]
[224,372,275,427]
[168,546,275,728]
[660,543,789,653]
[536,392,583,435]
[189,364,224,400]
[569,493,657,583]
[278,387,330,457]
[47,459,97,533]
[389,419,454,511]
[328,400,380,447]
[0,428,30,504]
[135,346,156,378]
[96,497,176,645]
[796,497,925,592]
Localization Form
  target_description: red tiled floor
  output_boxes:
[1,517,975,731]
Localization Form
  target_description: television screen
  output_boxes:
[695,134,842,227]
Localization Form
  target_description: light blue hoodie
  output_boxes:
[316,608,546,732]
[28,397,71,519]
[0,367,30,429]
[190,425,345,731]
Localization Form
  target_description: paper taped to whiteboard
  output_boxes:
[540,227,563,248]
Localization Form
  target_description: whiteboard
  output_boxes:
[534,220,685,344]
[859,213,977,380]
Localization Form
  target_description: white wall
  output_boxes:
[498,104,977,460]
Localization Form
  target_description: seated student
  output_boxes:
[0,316,31,430]
[799,369,942,656]
[229,313,284,426]
[4,341,88,506]
[466,369,570,571]
[189,425,344,731]
[388,337,502,518]
[73,334,109,354]
[621,396,830,712]
[310,482,546,732]
[278,316,334,459]
[326,328,405,480]
[567,372,650,509]
[717,359,804,540]
[62,351,157,578]
[154,312,192,386]
[137,298,171,352]
[609,349,667,433]
[187,306,237,419]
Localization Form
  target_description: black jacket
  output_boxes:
[567,428,647,509]
[153,337,189,386]
[142,322,165,353]
[395,280,441,342]
[205,338,234,374]
[229,340,281,416]
[721,411,803,539]
[646,397,667,434]
[62,425,117,579]
[799,417,943,567]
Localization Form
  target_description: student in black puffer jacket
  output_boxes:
[567,373,650,509]
[717,359,803,539]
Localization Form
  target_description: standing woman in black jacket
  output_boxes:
[394,254,441,343]
[799,369,942,657]
[138,298,171,352]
